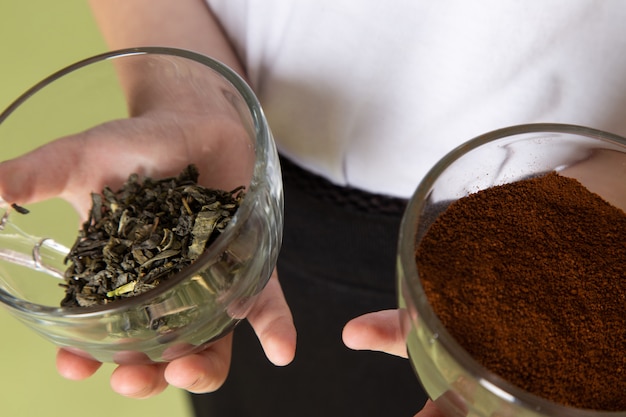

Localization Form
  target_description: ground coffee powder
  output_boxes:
[416,172,625,411]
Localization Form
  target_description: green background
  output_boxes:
[0,2,192,416]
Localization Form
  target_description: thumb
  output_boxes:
[342,309,408,358]
[0,137,80,206]
[0,118,179,214]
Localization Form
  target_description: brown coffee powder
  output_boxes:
[416,172,626,411]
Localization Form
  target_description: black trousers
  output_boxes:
[190,157,427,416]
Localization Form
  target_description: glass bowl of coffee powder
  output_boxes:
[0,47,283,364]
[398,123,626,417]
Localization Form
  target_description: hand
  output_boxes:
[0,111,297,398]
[0,110,255,215]
[57,270,294,398]
[343,309,446,417]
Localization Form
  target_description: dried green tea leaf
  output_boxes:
[188,209,221,261]
[10,203,30,215]
[139,249,181,269]
[60,165,244,307]
[106,280,137,297]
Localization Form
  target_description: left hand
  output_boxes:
[343,309,446,417]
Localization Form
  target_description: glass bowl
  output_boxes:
[0,47,283,364]
[397,124,626,417]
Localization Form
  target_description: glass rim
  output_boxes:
[0,46,275,318]
[399,122,626,416]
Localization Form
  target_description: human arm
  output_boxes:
[89,0,244,75]
[0,0,296,398]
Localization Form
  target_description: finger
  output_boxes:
[164,333,233,393]
[109,362,169,399]
[342,309,408,358]
[0,121,178,210]
[245,271,297,366]
[56,348,103,380]
[0,138,78,205]
[0,134,127,214]
[415,400,447,417]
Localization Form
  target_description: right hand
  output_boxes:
[56,270,294,398]
[0,108,256,215]
[0,110,297,398]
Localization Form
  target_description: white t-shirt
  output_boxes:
[207,0,626,198]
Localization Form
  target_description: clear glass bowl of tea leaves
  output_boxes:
[0,47,283,364]
[397,123,626,417]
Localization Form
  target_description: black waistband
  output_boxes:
[279,156,408,217]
